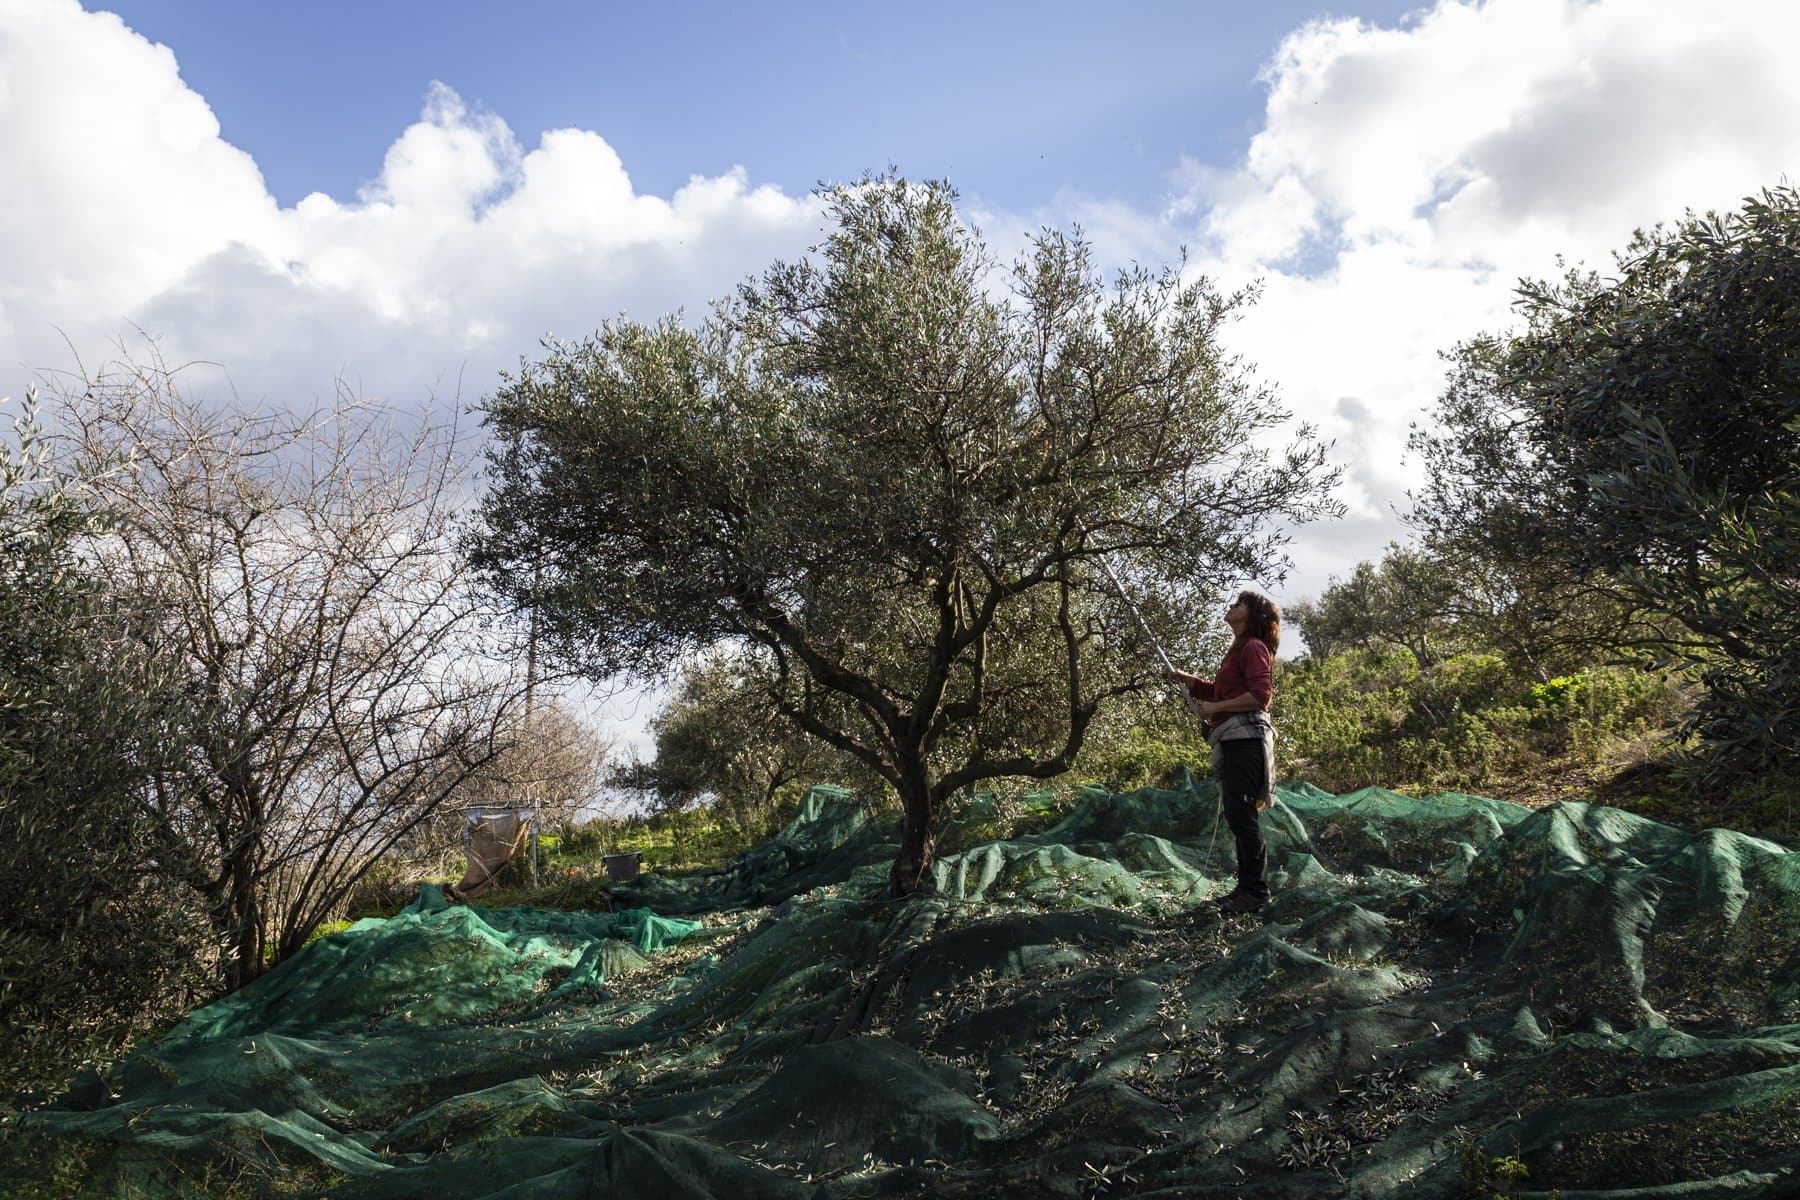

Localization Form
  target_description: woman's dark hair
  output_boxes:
[1235,590,1281,653]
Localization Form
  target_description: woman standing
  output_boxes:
[1167,591,1280,915]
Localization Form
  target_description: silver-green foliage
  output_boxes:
[643,648,871,825]
[1411,186,1800,795]
[1274,647,1683,796]
[474,175,1341,893]
[0,391,209,1100]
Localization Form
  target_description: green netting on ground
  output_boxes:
[7,777,1800,1198]
[605,785,893,916]
[165,886,704,1041]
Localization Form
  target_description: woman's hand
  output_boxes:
[1197,699,1218,718]
[1165,669,1204,686]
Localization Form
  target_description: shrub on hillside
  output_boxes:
[1274,649,1684,797]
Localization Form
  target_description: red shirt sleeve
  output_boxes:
[1239,639,1273,709]
[1186,679,1215,703]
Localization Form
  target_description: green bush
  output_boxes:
[1074,722,1208,793]
[1408,653,1520,728]
[562,787,813,877]
[1528,672,1586,712]
[1275,647,1419,791]
[1049,645,1687,808]
[1274,649,1684,798]
[0,393,211,1101]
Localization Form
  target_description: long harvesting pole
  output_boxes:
[1087,543,1208,724]
[1086,543,1237,872]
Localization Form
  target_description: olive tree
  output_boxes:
[1289,540,1640,682]
[645,649,870,833]
[0,391,211,1097]
[473,177,1339,895]
[1409,186,1800,782]
[1406,339,1677,676]
[1287,544,1463,669]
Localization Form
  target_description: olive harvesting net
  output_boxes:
[7,777,1800,1197]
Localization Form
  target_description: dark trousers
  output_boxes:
[1217,738,1270,898]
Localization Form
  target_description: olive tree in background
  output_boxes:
[1410,187,1800,795]
[1287,540,1646,684]
[1286,544,1464,671]
[473,176,1340,896]
[55,356,533,986]
[643,649,870,836]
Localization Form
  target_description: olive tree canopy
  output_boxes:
[472,177,1339,894]
[1409,187,1800,785]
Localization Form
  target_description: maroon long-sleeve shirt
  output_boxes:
[1187,637,1274,711]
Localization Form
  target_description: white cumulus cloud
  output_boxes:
[1168,0,1800,605]
[0,0,821,413]
[5,0,1799,698]
[0,0,830,753]
[0,0,279,345]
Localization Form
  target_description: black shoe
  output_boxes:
[1218,890,1269,916]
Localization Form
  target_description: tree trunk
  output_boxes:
[1406,636,1434,672]
[214,861,263,991]
[889,762,939,899]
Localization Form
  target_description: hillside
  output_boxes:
[8,778,1800,1198]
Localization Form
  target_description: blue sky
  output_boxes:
[4,0,1798,750]
[89,1,1417,213]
